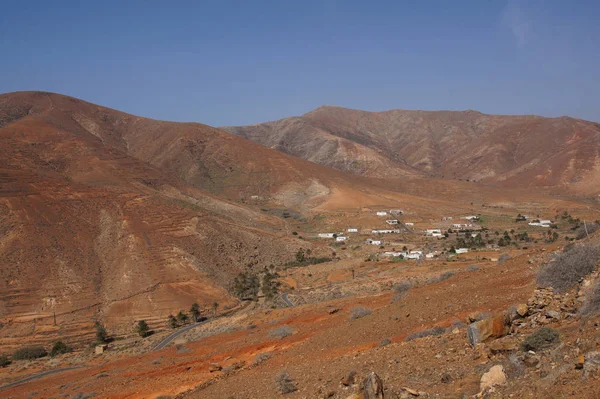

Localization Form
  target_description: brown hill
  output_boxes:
[1,91,342,347]
[224,105,600,195]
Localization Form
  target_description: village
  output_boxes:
[307,206,570,265]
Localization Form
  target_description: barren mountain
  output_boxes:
[224,106,600,195]
[1,91,343,347]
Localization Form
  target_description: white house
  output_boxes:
[455,248,469,254]
[347,228,358,233]
[372,229,400,234]
[425,229,442,236]
[405,252,422,260]
[425,253,436,259]
[366,239,382,245]
[318,233,335,238]
[539,220,552,225]
[386,220,399,225]
[442,216,453,221]
[464,216,479,221]
[376,211,388,216]
[336,236,348,242]
[383,251,405,257]
[405,222,414,226]
[390,209,404,215]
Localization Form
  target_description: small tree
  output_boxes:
[262,268,281,301]
[0,354,11,368]
[295,249,305,263]
[136,320,150,338]
[49,341,71,357]
[212,301,219,316]
[176,311,189,325]
[168,314,178,329]
[190,303,201,322]
[95,321,108,344]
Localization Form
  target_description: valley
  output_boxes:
[1,92,600,398]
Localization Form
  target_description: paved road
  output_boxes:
[281,293,294,307]
[153,320,209,351]
[0,366,81,391]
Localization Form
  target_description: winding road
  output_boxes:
[0,366,81,391]
[153,320,209,351]
[281,293,294,307]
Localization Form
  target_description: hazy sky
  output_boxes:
[1,0,599,126]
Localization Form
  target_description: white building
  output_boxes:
[318,233,335,238]
[425,229,442,236]
[405,222,414,226]
[389,209,404,215]
[376,211,388,216]
[347,228,358,233]
[386,219,399,225]
[336,236,348,242]
[372,229,400,234]
[455,248,469,254]
[366,239,382,245]
[464,216,479,221]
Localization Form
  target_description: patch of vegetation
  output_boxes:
[71,393,95,399]
[261,267,280,301]
[405,326,446,342]
[13,346,47,360]
[189,303,201,322]
[466,265,480,272]
[521,327,560,351]
[430,271,456,283]
[379,338,391,347]
[176,311,189,325]
[537,244,600,293]
[269,325,294,339]
[136,320,150,338]
[232,271,260,300]
[498,253,511,264]
[285,249,332,268]
[95,321,108,344]
[456,233,485,248]
[167,314,178,329]
[393,281,412,293]
[252,352,273,365]
[0,354,10,367]
[276,370,298,394]
[49,341,71,357]
[349,307,372,320]
[576,222,600,240]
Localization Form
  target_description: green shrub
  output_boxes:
[521,327,560,351]
[0,354,10,367]
[276,370,297,394]
[136,320,150,338]
[95,321,108,344]
[50,341,71,357]
[269,325,294,339]
[13,346,47,360]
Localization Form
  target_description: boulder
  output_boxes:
[363,372,384,399]
[523,352,540,367]
[545,310,561,320]
[467,313,510,347]
[341,370,357,386]
[516,303,529,317]
[487,336,519,354]
[479,365,507,392]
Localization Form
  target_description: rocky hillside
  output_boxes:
[224,106,600,195]
[0,92,325,347]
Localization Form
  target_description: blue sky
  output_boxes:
[1,0,598,125]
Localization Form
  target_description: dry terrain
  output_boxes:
[1,91,599,398]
